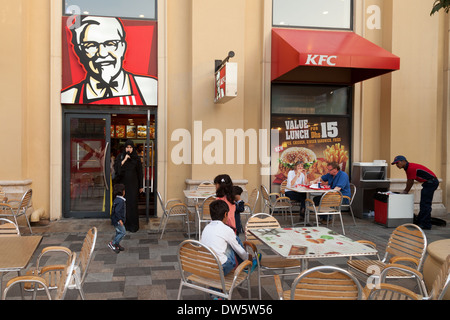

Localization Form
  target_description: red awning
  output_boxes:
[272,28,400,84]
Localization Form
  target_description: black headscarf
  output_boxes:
[123,140,139,160]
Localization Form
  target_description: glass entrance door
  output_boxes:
[64,114,111,218]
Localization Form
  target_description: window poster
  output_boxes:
[271,115,351,190]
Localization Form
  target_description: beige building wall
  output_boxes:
[0,0,51,218]
[0,0,448,220]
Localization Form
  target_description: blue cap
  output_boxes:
[391,155,407,165]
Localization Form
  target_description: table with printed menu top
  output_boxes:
[249,226,377,271]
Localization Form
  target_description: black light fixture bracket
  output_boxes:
[215,51,235,72]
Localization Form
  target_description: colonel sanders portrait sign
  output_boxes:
[61,16,158,106]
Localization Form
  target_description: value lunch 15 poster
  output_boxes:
[271,115,351,187]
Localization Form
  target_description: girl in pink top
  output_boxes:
[214,174,236,232]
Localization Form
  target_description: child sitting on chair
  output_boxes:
[201,199,249,276]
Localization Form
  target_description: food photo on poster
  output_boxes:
[271,115,351,190]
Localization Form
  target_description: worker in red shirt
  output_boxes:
[391,155,439,230]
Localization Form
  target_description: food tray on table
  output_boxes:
[295,184,331,191]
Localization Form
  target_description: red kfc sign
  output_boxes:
[214,62,237,104]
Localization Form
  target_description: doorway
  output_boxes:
[63,108,157,219]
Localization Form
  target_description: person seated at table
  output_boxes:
[201,199,250,276]
[313,161,351,221]
[214,174,236,232]
[285,161,308,217]
[232,186,245,236]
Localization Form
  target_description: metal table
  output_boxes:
[249,226,377,271]
[0,235,42,295]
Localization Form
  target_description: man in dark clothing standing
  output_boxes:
[391,155,439,230]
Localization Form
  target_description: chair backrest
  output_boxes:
[430,254,450,300]
[349,183,356,204]
[19,189,32,213]
[260,185,270,203]
[178,239,226,292]
[385,224,427,270]
[245,213,281,245]
[200,195,216,220]
[280,180,287,195]
[0,218,20,236]
[55,252,77,300]
[196,181,215,192]
[290,266,363,300]
[319,190,343,212]
[77,227,97,285]
[245,188,259,213]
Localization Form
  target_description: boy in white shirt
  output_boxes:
[201,199,249,276]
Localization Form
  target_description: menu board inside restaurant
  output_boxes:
[271,115,351,189]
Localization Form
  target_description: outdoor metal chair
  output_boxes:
[23,227,97,300]
[0,218,20,237]
[0,189,33,234]
[366,254,450,300]
[157,191,184,236]
[274,265,364,300]
[159,203,191,239]
[341,183,357,226]
[305,190,345,234]
[244,188,259,215]
[347,224,427,285]
[195,195,216,239]
[177,239,252,300]
[2,252,77,300]
[245,213,302,299]
[261,185,293,225]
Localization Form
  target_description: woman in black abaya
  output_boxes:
[114,140,143,232]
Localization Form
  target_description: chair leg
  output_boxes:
[160,214,170,239]
[177,281,184,300]
[74,274,85,300]
[24,214,33,234]
[339,214,345,235]
[349,207,357,226]
[185,215,191,239]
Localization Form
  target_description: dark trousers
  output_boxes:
[417,179,439,229]
[286,191,306,212]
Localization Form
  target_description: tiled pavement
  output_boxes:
[3,212,450,300]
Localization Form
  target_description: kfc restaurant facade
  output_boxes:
[1,0,449,222]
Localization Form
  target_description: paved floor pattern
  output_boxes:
[2,212,450,300]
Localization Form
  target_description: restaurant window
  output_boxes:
[273,0,352,30]
[270,84,352,192]
[63,0,157,20]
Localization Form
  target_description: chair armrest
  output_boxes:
[41,246,72,256]
[273,275,284,300]
[233,260,252,282]
[367,283,421,300]
[243,241,257,257]
[389,256,419,267]
[356,240,377,249]
[166,199,183,209]
[0,203,12,208]
[34,246,72,269]
[40,264,66,275]
[380,263,423,280]
[6,275,49,288]
[342,196,351,202]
